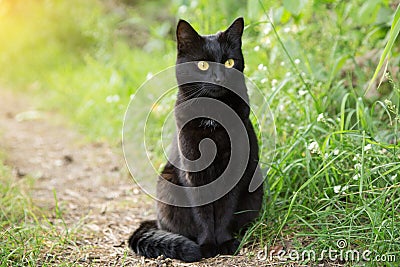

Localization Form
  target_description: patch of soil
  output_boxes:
[0,90,280,266]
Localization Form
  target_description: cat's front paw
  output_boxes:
[218,238,240,255]
[200,243,218,258]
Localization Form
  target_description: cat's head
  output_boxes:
[175,18,245,98]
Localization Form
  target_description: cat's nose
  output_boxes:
[212,70,224,83]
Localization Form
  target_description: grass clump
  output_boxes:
[0,159,80,266]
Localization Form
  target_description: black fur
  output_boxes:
[128,220,201,262]
[128,17,264,262]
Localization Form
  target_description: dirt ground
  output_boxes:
[0,90,280,266]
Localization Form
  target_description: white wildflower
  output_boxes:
[284,27,291,33]
[254,46,260,52]
[298,89,308,96]
[263,24,272,35]
[271,79,278,86]
[334,185,341,194]
[352,154,360,161]
[294,58,301,64]
[384,99,392,106]
[354,163,362,170]
[390,174,397,181]
[333,149,340,156]
[317,113,325,122]
[352,173,361,180]
[280,61,285,66]
[364,144,372,151]
[258,64,264,71]
[307,141,320,154]
[261,78,267,84]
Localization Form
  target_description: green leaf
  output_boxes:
[364,4,400,96]
[358,0,381,25]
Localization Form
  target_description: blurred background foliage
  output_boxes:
[1,0,398,141]
[1,0,400,263]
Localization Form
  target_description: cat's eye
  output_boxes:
[224,59,235,68]
[197,61,209,71]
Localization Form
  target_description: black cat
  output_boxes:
[128,17,264,262]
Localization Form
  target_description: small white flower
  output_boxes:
[354,163,362,170]
[390,174,397,181]
[254,46,260,52]
[280,61,285,66]
[271,79,278,86]
[260,78,267,84]
[258,64,264,71]
[307,141,320,154]
[317,113,324,122]
[284,27,291,33]
[352,154,360,161]
[333,149,340,156]
[285,72,292,77]
[294,58,301,64]
[263,24,271,35]
[334,185,341,194]
[384,99,392,106]
[298,89,308,96]
[352,173,361,180]
[364,144,372,151]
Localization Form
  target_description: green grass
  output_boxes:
[0,158,81,266]
[1,0,400,266]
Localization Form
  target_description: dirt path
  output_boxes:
[0,90,268,267]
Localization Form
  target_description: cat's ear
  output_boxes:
[176,19,202,52]
[224,17,244,43]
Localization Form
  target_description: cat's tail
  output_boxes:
[128,220,202,262]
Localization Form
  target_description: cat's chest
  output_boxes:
[180,121,230,147]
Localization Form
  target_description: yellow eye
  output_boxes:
[197,61,209,71]
[224,59,234,68]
